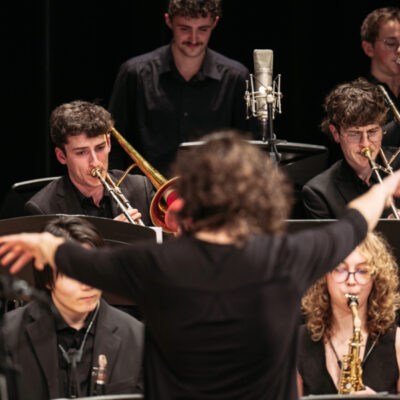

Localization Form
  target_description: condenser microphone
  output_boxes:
[253,49,274,120]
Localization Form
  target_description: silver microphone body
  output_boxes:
[253,49,274,121]
[396,58,400,65]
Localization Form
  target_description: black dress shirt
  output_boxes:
[54,305,97,398]
[71,177,113,219]
[108,44,251,174]
[55,209,367,400]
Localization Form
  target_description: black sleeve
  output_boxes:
[55,241,156,304]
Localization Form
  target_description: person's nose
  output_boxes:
[190,29,198,44]
[359,133,370,148]
[89,150,101,168]
[346,271,357,285]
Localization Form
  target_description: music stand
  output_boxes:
[55,395,143,400]
[300,395,400,399]
[286,219,400,268]
[179,140,329,219]
[0,215,162,306]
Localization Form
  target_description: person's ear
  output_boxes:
[164,13,172,29]
[329,124,340,143]
[361,41,374,58]
[55,147,67,165]
[212,16,220,29]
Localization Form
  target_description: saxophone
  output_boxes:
[338,294,365,394]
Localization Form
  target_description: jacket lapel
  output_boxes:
[25,303,60,398]
[57,175,87,215]
[334,160,364,204]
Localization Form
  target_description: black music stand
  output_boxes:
[286,219,400,268]
[55,395,143,400]
[0,214,162,306]
[300,395,400,399]
[179,140,329,219]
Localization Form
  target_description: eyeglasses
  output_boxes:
[342,130,382,144]
[331,267,373,285]
[377,37,400,51]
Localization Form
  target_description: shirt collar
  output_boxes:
[160,43,222,82]
[66,174,109,208]
[52,299,97,335]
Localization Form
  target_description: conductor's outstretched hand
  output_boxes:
[0,232,64,274]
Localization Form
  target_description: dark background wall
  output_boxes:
[2,0,399,205]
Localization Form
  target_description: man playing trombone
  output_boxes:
[25,100,155,225]
[303,78,400,219]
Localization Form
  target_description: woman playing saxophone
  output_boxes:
[297,232,400,395]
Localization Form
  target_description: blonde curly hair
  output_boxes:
[302,231,400,342]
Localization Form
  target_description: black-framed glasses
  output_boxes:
[377,37,400,51]
[331,267,373,285]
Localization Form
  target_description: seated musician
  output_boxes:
[25,100,155,224]
[302,78,400,219]
[2,216,143,400]
[297,231,400,395]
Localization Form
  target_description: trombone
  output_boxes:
[91,168,145,226]
[106,127,178,233]
[361,147,400,219]
[377,84,400,127]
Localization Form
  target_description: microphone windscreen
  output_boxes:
[253,49,273,89]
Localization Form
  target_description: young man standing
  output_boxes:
[25,100,155,225]
[361,7,400,146]
[2,216,143,400]
[302,78,400,219]
[108,0,250,174]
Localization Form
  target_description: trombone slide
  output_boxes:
[91,168,145,226]
[361,147,400,219]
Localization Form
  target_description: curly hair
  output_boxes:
[320,78,388,135]
[50,100,114,150]
[171,130,293,244]
[361,7,400,43]
[168,0,222,19]
[302,231,400,342]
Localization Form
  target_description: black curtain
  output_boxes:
[2,0,399,204]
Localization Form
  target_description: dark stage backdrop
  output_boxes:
[2,0,399,205]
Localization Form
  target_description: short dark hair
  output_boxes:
[168,0,222,19]
[34,216,105,293]
[171,130,293,244]
[361,7,400,43]
[320,78,388,135]
[50,100,114,150]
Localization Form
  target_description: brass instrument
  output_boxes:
[377,84,400,127]
[108,127,178,233]
[91,167,145,226]
[338,294,365,394]
[361,147,400,219]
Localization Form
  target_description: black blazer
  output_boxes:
[24,170,155,225]
[302,149,400,219]
[2,299,144,400]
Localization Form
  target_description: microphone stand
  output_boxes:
[260,100,281,163]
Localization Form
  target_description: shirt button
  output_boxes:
[183,112,188,117]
